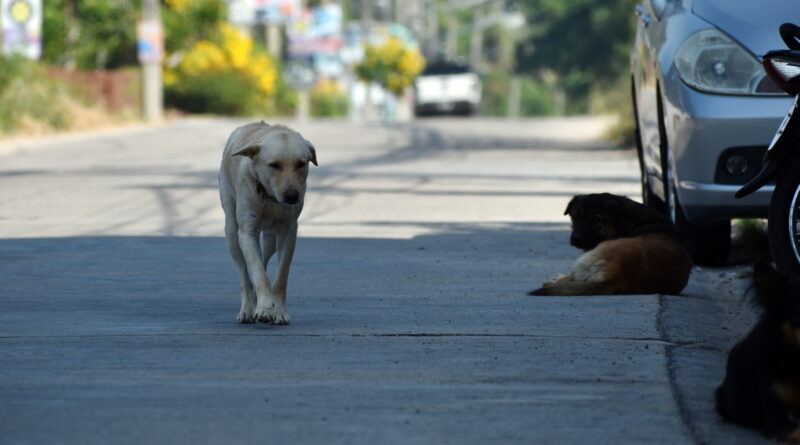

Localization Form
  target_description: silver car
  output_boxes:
[630,0,797,265]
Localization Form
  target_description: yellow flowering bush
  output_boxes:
[164,19,279,114]
[164,0,191,13]
[172,23,277,97]
[355,38,425,95]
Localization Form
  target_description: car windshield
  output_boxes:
[421,63,471,76]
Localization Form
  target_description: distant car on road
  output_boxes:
[414,62,481,116]
[630,0,797,265]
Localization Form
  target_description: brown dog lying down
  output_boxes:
[529,193,692,296]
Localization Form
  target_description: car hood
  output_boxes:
[692,0,798,56]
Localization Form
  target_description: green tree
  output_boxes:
[42,0,140,70]
[513,0,638,112]
[162,0,226,54]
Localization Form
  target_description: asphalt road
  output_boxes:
[0,117,770,444]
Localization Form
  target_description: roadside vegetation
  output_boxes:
[3,0,638,140]
[0,55,122,135]
[467,0,638,146]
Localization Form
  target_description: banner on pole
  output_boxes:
[1,0,42,59]
[137,20,164,64]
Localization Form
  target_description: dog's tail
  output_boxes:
[528,280,616,296]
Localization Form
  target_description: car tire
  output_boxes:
[671,189,732,267]
[657,90,731,267]
[767,155,800,276]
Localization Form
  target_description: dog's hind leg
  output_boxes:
[225,216,257,323]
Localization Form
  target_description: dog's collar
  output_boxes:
[256,182,279,204]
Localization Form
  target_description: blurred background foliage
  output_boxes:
[3,0,639,146]
[162,0,290,115]
[355,37,425,95]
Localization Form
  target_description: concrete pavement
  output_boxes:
[0,117,769,444]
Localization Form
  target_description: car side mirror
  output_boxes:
[647,0,668,20]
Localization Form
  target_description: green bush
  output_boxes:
[264,65,298,117]
[311,86,348,117]
[0,56,71,133]
[481,71,556,117]
[519,79,556,116]
[480,71,511,117]
[589,75,635,147]
[165,70,263,115]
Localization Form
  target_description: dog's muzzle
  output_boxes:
[570,233,597,251]
[282,189,300,205]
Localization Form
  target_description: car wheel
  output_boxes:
[767,156,800,276]
[658,92,730,267]
[669,180,732,267]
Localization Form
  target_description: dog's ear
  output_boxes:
[307,141,318,166]
[564,196,581,216]
[753,262,788,309]
[233,145,260,159]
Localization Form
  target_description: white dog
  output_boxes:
[219,122,317,324]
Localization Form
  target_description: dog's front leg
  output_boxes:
[269,224,297,325]
[237,228,281,324]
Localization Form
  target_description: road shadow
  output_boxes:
[0,222,578,339]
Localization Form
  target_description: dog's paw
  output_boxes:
[237,310,257,324]
[528,287,548,296]
[270,309,291,325]
[237,299,257,324]
[255,302,291,325]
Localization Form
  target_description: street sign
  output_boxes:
[1,0,42,59]
[228,0,299,25]
[283,59,316,91]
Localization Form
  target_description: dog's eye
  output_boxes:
[295,161,307,170]
[268,162,281,170]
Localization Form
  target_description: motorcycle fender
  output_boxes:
[736,111,800,199]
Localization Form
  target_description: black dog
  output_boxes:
[715,263,800,442]
[530,193,692,296]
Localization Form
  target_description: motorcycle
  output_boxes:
[736,23,800,274]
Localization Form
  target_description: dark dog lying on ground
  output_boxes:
[529,193,692,296]
[715,263,800,442]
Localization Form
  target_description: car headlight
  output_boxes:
[674,28,773,95]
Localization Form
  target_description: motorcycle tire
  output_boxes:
[768,155,800,276]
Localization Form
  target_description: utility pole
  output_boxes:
[361,0,374,121]
[424,0,438,60]
[508,76,520,118]
[469,4,484,71]
[266,24,281,57]
[446,0,458,61]
[63,0,78,69]
[141,0,163,122]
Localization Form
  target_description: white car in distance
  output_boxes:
[414,62,482,116]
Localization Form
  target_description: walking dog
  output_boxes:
[219,122,317,324]
[715,263,800,442]
[529,193,692,296]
